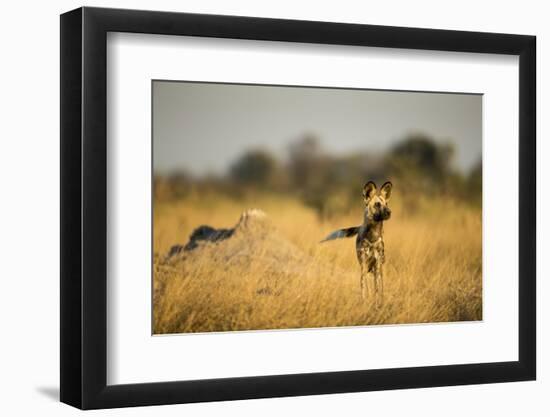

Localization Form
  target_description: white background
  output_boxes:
[0,0,546,416]
[108,33,518,384]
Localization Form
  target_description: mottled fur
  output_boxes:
[321,181,393,302]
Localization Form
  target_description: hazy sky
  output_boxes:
[153,81,481,176]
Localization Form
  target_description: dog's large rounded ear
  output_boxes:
[380,181,393,201]
[363,181,377,203]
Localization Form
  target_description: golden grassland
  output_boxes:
[153,191,482,334]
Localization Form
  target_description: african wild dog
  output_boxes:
[321,181,393,302]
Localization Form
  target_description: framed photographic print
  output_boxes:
[60,6,536,409]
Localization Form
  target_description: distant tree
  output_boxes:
[153,170,195,202]
[229,149,279,187]
[287,135,367,219]
[466,159,482,205]
[389,134,455,178]
[386,134,457,196]
[287,134,325,189]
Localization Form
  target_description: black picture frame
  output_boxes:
[60,6,536,410]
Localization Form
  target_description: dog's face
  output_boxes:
[362,181,392,222]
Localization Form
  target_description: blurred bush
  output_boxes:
[229,149,280,187]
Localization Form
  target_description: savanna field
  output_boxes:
[153,189,482,334]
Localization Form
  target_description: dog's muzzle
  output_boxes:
[374,208,391,221]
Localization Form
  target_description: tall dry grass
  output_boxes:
[153,191,482,334]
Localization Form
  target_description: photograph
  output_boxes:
[152,81,483,334]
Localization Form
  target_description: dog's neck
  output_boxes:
[361,219,384,243]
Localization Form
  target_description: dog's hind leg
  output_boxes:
[359,265,369,300]
[374,271,383,306]
[380,269,385,302]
